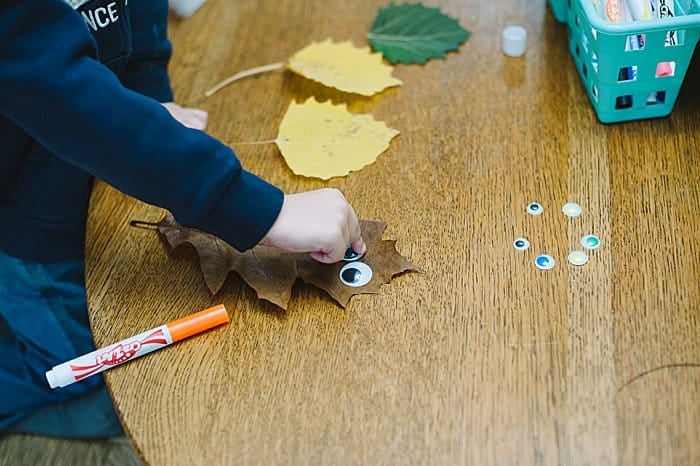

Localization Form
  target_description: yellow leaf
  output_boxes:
[287,40,402,96]
[275,98,399,180]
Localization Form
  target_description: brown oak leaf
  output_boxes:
[152,215,418,309]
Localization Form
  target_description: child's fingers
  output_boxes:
[347,205,362,244]
[350,237,367,255]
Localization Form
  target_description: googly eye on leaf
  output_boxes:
[343,245,364,261]
[339,262,373,287]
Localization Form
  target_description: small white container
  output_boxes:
[502,25,527,57]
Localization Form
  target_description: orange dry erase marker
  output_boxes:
[45,304,229,389]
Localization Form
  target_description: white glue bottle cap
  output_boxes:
[502,25,527,57]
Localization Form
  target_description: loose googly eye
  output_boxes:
[534,254,555,270]
[562,202,582,218]
[343,245,364,261]
[580,234,600,250]
[339,262,373,287]
[513,237,530,251]
[527,202,543,216]
[567,250,589,266]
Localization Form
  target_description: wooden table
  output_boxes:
[86,0,700,464]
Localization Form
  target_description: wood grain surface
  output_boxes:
[86,0,700,464]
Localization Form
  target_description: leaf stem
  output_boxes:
[129,220,163,229]
[131,218,194,233]
[204,62,286,98]
[228,139,279,146]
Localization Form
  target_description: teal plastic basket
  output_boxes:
[548,0,570,23]
[568,0,700,123]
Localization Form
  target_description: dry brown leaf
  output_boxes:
[154,215,418,309]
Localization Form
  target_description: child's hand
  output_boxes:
[162,102,208,130]
[261,189,366,264]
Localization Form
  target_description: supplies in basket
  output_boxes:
[567,0,700,123]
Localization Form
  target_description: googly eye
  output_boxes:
[567,250,589,266]
[343,245,364,261]
[580,234,600,250]
[339,262,373,287]
[513,237,530,251]
[527,202,543,216]
[534,254,555,270]
[562,202,582,218]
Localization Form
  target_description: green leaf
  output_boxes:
[368,2,470,64]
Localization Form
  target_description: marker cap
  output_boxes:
[167,304,230,342]
[502,25,527,57]
[46,366,72,389]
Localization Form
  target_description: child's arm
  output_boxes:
[0,0,361,262]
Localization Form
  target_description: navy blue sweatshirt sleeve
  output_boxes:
[120,0,174,102]
[0,0,283,252]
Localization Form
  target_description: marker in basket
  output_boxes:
[625,0,653,21]
[655,0,676,77]
[656,0,676,45]
[45,304,230,389]
[596,0,635,107]
[604,0,626,22]
[624,0,651,54]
